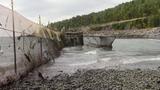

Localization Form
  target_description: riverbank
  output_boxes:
[1,39,160,89]
[1,68,160,90]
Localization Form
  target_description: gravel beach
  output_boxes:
[1,68,160,90]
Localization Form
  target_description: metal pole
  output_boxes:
[39,15,43,61]
[11,0,17,74]
[40,38,43,61]
[23,31,24,50]
[39,15,41,26]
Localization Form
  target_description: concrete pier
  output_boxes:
[83,36,115,48]
[64,32,115,48]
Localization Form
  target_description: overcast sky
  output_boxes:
[0,0,132,24]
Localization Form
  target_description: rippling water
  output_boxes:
[37,39,160,77]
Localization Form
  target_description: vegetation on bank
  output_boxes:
[111,15,160,30]
[48,0,160,31]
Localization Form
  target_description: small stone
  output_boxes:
[157,66,160,70]
[157,80,160,84]
[145,84,152,89]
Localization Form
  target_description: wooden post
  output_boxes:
[11,0,17,74]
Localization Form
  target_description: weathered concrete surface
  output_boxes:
[0,36,62,86]
[64,32,115,48]
[83,36,115,48]
[64,32,83,47]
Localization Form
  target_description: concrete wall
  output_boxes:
[64,32,83,47]
[0,36,62,86]
[63,32,115,48]
[83,36,115,47]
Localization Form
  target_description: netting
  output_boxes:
[0,4,62,86]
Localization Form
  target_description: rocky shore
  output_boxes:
[84,27,160,39]
[1,68,160,90]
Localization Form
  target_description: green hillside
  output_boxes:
[49,0,160,31]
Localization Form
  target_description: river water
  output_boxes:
[36,39,160,78]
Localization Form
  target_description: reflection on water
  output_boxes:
[38,39,160,77]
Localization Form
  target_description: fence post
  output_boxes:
[11,0,17,74]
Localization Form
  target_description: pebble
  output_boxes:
[1,69,160,90]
